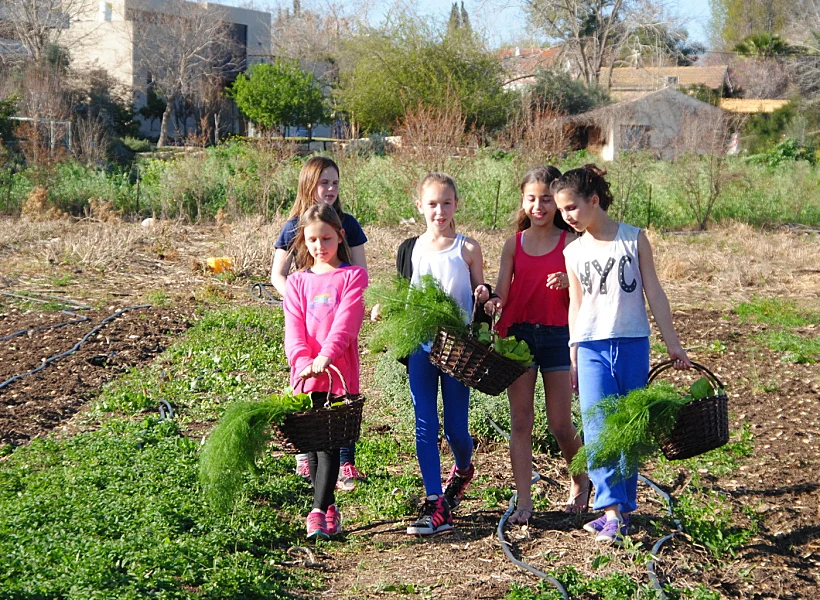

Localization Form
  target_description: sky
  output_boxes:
[376,0,715,48]
[226,0,715,48]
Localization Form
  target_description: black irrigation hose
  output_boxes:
[1,292,91,342]
[489,417,569,599]
[250,283,283,306]
[0,305,151,392]
[158,399,175,421]
[489,417,684,599]
[638,474,683,599]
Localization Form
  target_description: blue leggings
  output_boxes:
[408,350,473,496]
[577,337,649,513]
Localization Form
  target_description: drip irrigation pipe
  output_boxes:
[1,292,92,342]
[488,417,684,599]
[158,400,175,421]
[489,417,568,599]
[638,474,682,599]
[250,283,282,306]
[0,304,151,392]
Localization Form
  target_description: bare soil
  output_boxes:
[1,217,818,599]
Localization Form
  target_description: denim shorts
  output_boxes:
[506,322,571,373]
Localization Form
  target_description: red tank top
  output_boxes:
[496,230,570,337]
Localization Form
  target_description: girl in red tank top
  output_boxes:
[486,166,590,525]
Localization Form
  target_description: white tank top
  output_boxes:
[563,223,650,345]
[411,234,474,347]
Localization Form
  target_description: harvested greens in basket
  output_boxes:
[199,388,312,512]
[570,378,715,476]
[367,274,468,359]
[473,322,534,365]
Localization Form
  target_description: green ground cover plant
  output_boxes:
[734,297,820,363]
[0,418,309,598]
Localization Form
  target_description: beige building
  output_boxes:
[567,88,729,161]
[67,1,271,138]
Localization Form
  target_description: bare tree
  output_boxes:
[522,0,687,85]
[0,0,96,65]
[130,1,242,146]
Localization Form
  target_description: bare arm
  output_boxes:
[486,235,515,314]
[566,266,582,392]
[270,248,293,298]
[349,244,367,270]
[638,231,691,368]
[463,237,489,300]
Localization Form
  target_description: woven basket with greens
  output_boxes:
[199,388,312,512]
[570,375,718,476]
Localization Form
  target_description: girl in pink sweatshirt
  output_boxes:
[283,204,368,540]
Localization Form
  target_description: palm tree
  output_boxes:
[734,33,795,58]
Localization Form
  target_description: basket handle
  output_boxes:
[647,359,725,393]
[469,288,502,345]
[296,364,350,407]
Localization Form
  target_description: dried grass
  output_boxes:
[43,222,145,270]
[219,215,289,278]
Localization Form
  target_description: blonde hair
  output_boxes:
[418,172,459,231]
[289,156,344,219]
[292,203,352,270]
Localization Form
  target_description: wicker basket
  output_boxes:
[275,365,365,454]
[429,308,528,396]
[648,360,729,461]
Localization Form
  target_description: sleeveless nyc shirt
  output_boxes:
[562,223,650,345]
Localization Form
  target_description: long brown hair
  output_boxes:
[288,156,344,219]
[292,203,352,270]
[418,172,459,231]
[516,165,571,232]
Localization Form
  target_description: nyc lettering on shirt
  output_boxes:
[579,256,637,294]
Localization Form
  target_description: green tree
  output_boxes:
[709,0,791,49]
[336,18,512,133]
[230,60,327,138]
[734,32,795,57]
[0,96,18,144]
[530,69,610,115]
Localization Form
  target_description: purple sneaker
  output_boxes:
[584,513,629,534]
[595,518,629,545]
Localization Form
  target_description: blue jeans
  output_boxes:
[577,337,649,513]
[408,349,473,496]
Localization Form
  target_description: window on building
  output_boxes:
[664,75,679,87]
[100,2,113,22]
[619,125,651,151]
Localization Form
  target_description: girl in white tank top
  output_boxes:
[398,173,490,537]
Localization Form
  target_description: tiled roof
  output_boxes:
[719,98,790,113]
[600,65,729,90]
[500,46,563,78]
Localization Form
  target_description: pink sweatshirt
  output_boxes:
[284,265,368,396]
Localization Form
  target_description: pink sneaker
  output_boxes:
[336,462,365,491]
[296,458,311,479]
[326,505,343,536]
[443,463,474,510]
[306,511,328,541]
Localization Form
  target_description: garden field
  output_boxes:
[0,215,818,599]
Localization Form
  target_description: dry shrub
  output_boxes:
[499,103,569,167]
[220,215,288,277]
[86,198,121,223]
[21,187,67,221]
[71,115,112,166]
[43,222,145,270]
[394,100,476,191]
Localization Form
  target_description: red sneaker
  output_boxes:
[443,463,474,509]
